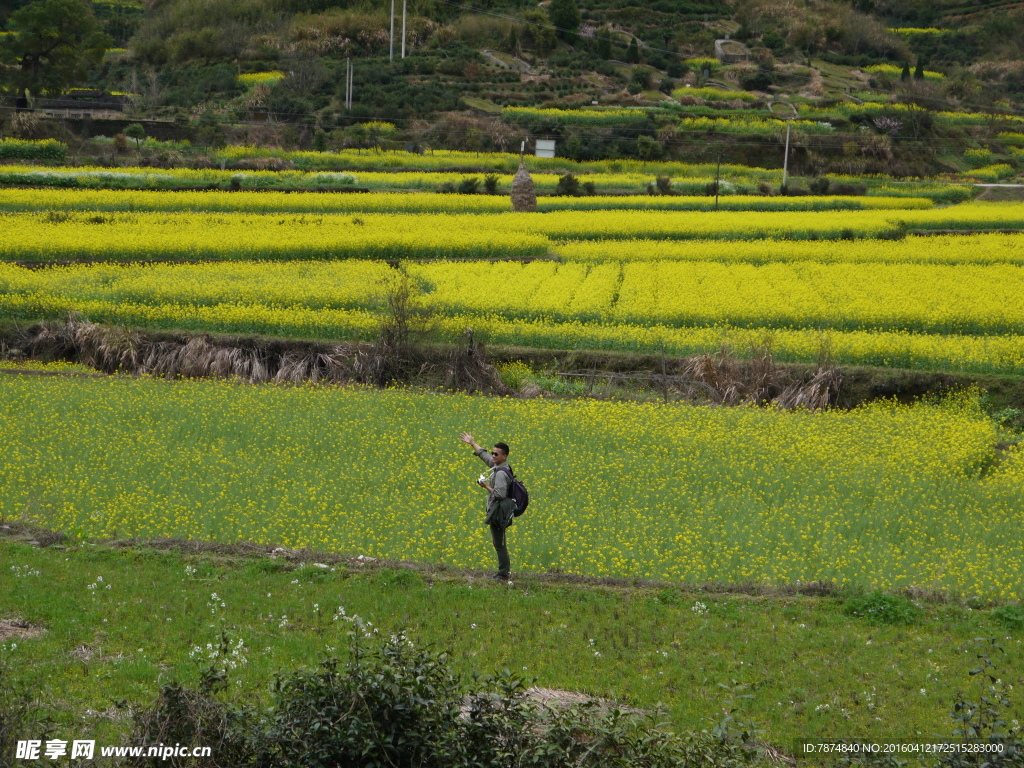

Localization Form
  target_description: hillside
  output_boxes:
[5,0,1024,175]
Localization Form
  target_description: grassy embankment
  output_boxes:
[3,527,1024,764]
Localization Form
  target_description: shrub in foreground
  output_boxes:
[129,626,767,768]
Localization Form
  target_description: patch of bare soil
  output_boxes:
[0,618,43,642]
[69,644,124,664]
[525,686,641,713]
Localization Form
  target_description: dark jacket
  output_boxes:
[474,447,515,527]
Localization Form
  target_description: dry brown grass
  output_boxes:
[7,314,518,396]
[0,618,43,642]
[16,315,354,385]
[511,159,537,212]
[444,328,513,395]
[684,342,841,409]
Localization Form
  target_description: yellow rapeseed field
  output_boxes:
[0,212,549,261]
[6,203,1024,264]
[0,187,932,215]
[556,233,1024,266]
[408,260,1024,335]
[10,258,1024,335]
[5,259,1024,373]
[1,377,1021,598]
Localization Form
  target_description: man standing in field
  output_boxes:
[459,432,515,580]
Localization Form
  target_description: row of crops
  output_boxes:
[0,188,936,215]
[5,204,1024,265]
[7,258,1021,336]
[5,238,1024,372]
[0,162,781,194]
[3,171,1024,600]
[2,377,1022,598]
[0,143,978,201]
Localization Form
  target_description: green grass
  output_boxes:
[461,96,503,114]
[2,537,1022,763]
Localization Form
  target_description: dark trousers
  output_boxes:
[489,523,511,576]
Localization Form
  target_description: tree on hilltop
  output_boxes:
[0,0,110,106]
[596,25,613,60]
[547,0,580,40]
[626,36,640,63]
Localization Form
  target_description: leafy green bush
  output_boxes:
[130,628,768,768]
[457,176,480,194]
[944,639,1024,765]
[555,173,581,196]
[809,177,831,195]
[992,604,1024,631]
[262,631,463,768]
[842,591,924,625]
[497,360,533,390]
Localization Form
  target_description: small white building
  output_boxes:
[535,139,556,158]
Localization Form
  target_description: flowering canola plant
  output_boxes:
[5,259,1024,374]
[0,187,932,216]
[0,212,549,262]
[557,233,1024,266]
[408,260,1024,335]
[237,71,285,86]
[1,377,1021,599]
[5,203,1023,266]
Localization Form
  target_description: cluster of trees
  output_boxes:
[0,0,110,105]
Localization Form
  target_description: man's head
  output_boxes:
[491,442,510,463]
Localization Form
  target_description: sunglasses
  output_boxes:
[490,451,500,456]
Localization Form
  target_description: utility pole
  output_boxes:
[345,57,353,110]
[389,0,395,62]
[401,0,407,58]
[715,151,721,211]
[782,122,791,190]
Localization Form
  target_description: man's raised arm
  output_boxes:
[459,432,493,467]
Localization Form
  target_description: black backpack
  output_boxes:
[495,465,529,516]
